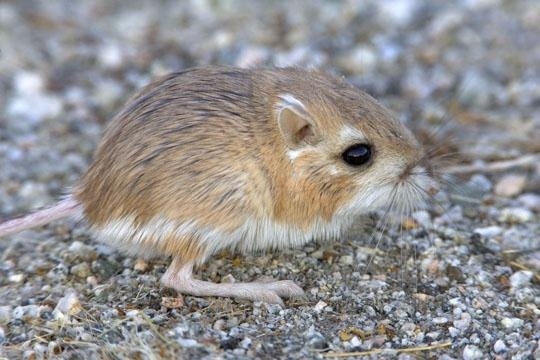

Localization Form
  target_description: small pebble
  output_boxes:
[133,259,149,272]
[493,339,507,353]
[517,193,540,211]
[453,313,471,330]
[401,322,416,333]
[432,317,449,324]
[13,305,39,321]
[339,255,354,265]
[239,337,252,349]
[457,70,496,108]
[337,46,378,74]
[8,273,24,283]
[304,326,327,349]
[473,226,503,237]
[54,292,82,317]
[463,344,484,360]
[70,263,91,278]
[498,207,534,223]
[376,0,417,26]
[8,92,63,123]
[177,338,199,348]
[98,43,124,69]
[221,274,236,283]
[86,276,98,287]
[500,317,524,329]
[309,249,324,259]
[313,301,328,313]
[412,210,431,227]
[494,174,527,197]
[126,309,140,317]
[448,326,460,337]
[213,319,226,331]
[0,306,12,324]
[469,174,493,192]
[161,296,185,309]
[235,46,269,68]
[509,271,533,289]
[349,336,362,348]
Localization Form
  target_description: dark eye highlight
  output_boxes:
[342,144,372,166]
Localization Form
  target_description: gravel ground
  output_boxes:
[0,1,539,359]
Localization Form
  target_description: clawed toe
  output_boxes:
[252,290,285,305]
[265,280,305,298]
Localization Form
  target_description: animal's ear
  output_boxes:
[276,94,317,148]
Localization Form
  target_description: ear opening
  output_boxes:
[276,94,317,148]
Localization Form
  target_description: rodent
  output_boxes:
[0,66,437,305]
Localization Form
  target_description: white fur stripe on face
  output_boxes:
[339,126,368,144]
[287,148,307,161]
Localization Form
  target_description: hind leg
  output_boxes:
[160,256,305,305]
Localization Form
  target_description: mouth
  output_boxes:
[382,164,437,213]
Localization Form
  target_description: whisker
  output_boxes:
[362,184,401,272]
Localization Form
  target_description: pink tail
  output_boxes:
[0,195,82,238]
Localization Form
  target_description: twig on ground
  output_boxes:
[443,153,539,175]
[322,341,452,358]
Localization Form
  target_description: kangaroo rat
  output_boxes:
[0,66,436,305]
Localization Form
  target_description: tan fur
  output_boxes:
[161,234,205,263]
[75,66,427,265]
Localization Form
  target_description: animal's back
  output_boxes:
[75,67,275,260]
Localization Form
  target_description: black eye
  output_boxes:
[342,144,372,166]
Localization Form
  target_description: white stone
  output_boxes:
[453,313,471,330]
[432,317,449,324]
[221,274,236,283]
[13,71,44,95]
[377,0,417,26]
[412,210,431,227]
[339,255,354,265]
[493,339,507,353]
[7,93,63,123]
[469,174,492,192]
[8,274,24,283]
[448,326,460,337]
[501,317,524,329]
[126,309,140,317]
[0,306,11,324]
[12,306,24,320]
[349,336,362,348]
[98,43,123,69]
[235,47,269,68]
[177,338,199,347]
[518,193,540,211]
[239,337,252,349]
[499,207,534,223]
[494,174,527,197]
[463,345,484,360]
[349,46,377,72]
[313,301,327,313]
[54,292,82,317]
[473,226,503,237]
[509,271,533,288]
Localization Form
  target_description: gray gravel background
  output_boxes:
[0,1,539,359]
